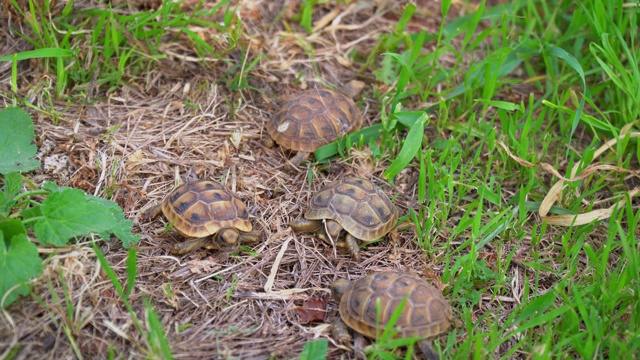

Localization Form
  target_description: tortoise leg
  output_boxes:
[261,135,275,148]
[289,218,323,232]
[332,317,352,344]
[170,237,208,255]
[344,233,361,261]
[418,340,440,360]
[141,202,162,220]
[353,333,367,360]
[286,151,310,169]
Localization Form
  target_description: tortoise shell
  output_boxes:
[336,272,452,339]
[266,88,363,152]
[305,177,398,241]
[161,180,252,238]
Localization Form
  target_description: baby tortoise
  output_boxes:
[265,80,364,168]
[289,177,398,260]
[144,180,259,254]
[331,271,453,360]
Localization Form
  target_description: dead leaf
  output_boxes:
[498,127,640,226]
[294,296,330,323]
[126,149,144,170]
[186,258,216,274]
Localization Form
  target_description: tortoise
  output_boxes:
[144,180,260,254]
[289,177,398,260]
[265,80,364,168]
[330,271,453,360]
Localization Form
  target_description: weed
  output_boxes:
[0,107,139,308]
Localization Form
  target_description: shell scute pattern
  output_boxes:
[340,272,452,339]
[329,194,357,215]
[305,177,397,240]
[267,89,363,152]
[161,180,252,238]
[351,204,378,227]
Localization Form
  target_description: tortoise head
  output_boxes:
[330,279,352,302]
[210,228,240,251]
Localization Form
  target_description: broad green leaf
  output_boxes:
[0,218,27,240]
[0,108,40,174]
[89,196,140,248]
[383,113,428,180]
[3,172,23,199]
[35,182,139,247]
[0,227,43,308]
[0,192,6,218]
[20,204,42,224]
[299,339,328,360]
[0,172,23,217]
[34,188,115,246]
[42,181,63,193]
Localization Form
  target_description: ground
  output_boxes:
[1,0,638,359]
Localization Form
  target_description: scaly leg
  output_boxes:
[289,218,323,232]
[286,151,310,169]
[418,340,440,360]
[171,237,208,255]
[345,233,361,261]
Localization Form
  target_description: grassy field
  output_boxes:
[1,0,639,359]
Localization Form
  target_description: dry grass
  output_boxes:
[0,0,571,359]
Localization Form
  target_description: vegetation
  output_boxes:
[0,0,638,359]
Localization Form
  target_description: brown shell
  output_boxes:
[161,180,252,238]
[266,88,363,152]
[339,272,452,339]
[305,177,398,241]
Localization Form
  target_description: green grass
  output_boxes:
[2,0,639,359]
[3,0,241,99]
[349,0,639,358]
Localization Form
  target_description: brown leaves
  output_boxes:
[293,296,330,324]
[498,122,640,226]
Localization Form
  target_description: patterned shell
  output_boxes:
[161,180,252,238]
[305,177,398,240]
[266,88,363,152]
[339,272,452,339]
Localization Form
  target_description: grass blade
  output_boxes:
[383,112,428,181]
